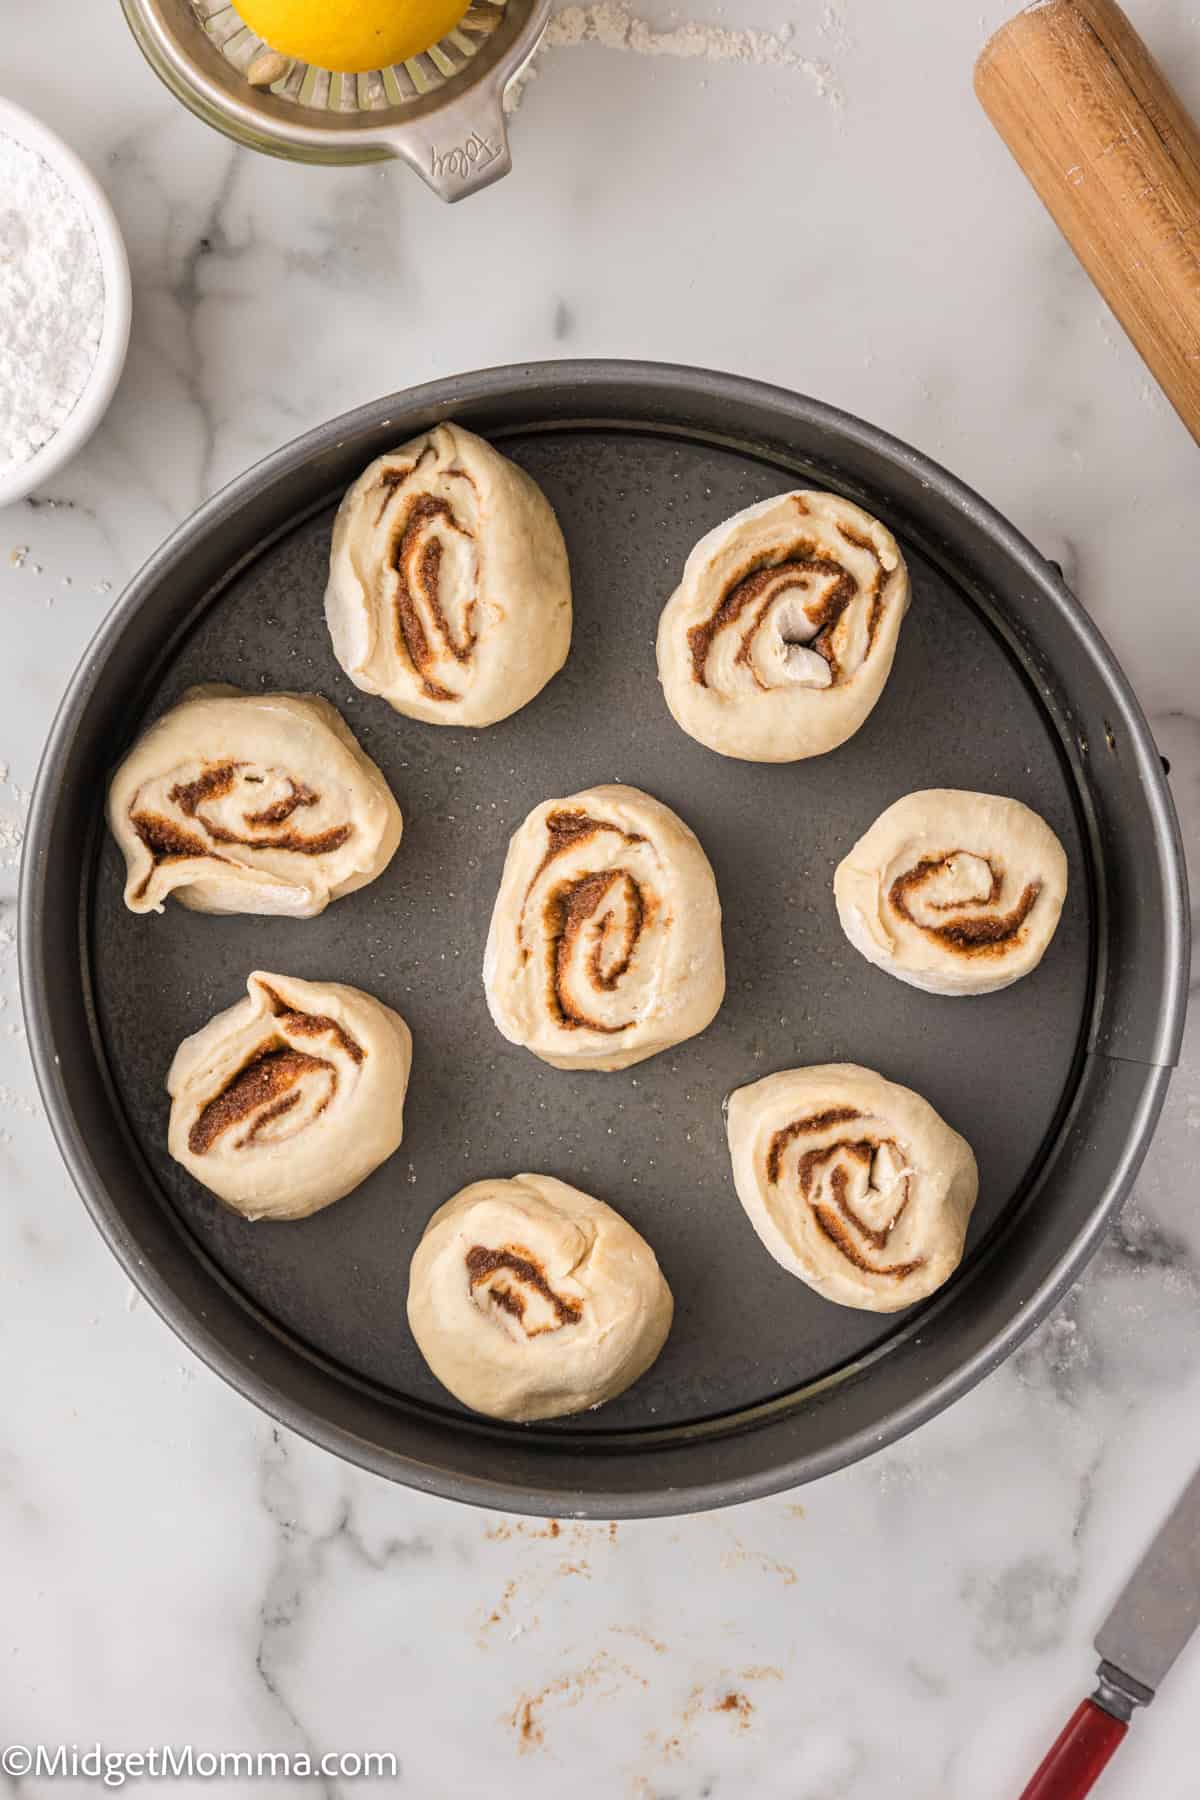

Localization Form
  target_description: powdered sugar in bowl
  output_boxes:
[0,100,131,509]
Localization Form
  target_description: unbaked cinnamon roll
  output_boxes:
[483,783,725,1072]
[107,686,402,918]
[324,422,572,727]
[167,970,412,1221]
[834,790,1069,996]
[656,490,910,761]
[406,1173,673,1420]
[726,1064,978,1312]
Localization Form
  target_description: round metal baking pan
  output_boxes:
[19,362,1188,1517]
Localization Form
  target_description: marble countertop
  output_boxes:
[2,1,1199,1794]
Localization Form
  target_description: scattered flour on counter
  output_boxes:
[510,2,842,107]
[819,1,854,51]
[0,1086,38,1119]
[0,132,106,478]
[0,763,25,868]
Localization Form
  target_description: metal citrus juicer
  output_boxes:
[118,0,550,201]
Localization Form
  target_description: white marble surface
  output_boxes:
[2,1,1199,1794]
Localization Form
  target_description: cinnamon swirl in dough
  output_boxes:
[483,784,725,1072]
[107,686,402,918]
[656,490,910,761]
[834,790,1068,996]
[324,422,572,727]
[167,971,412,1221]
[406,1174,673,1421]
[727,1065,978,1312]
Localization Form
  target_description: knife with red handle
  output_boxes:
[1018,1465,1200,1797]
[1018,1697,1128,1798]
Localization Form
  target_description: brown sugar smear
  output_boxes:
[687,515,892,690]
[890,852,1042,955]
[544,869,645,1034]
[768,1112,925,1282]
[131,759,353,868]
[188,988,367,1156]
[529,808,644,890]
[465,1244,583,1336]
[257,984,365,1064]
[386,482,479,703]
[188,1045,332,1155]
[687,543,856,687]
[524,808,651,1036]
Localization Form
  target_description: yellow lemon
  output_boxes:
[231,0,471,73]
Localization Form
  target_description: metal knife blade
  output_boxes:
[1095,1464,1200,1699]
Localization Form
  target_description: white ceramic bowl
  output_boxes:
[0,99,132,510]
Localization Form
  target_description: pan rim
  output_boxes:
[18,360,1189,1516]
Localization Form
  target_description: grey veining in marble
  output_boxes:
[1,1,1198,1795]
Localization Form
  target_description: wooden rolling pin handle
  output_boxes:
[976,0,1200,445]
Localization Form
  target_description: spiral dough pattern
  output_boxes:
[107,686,402,918]
[407,1173,674,1421]
[167,970,413,1221]
[483,784,725,1071]
[727,1064,978,1312]
[834,789,1069,996]
[324,422,572,728]
[656,489,910,761]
